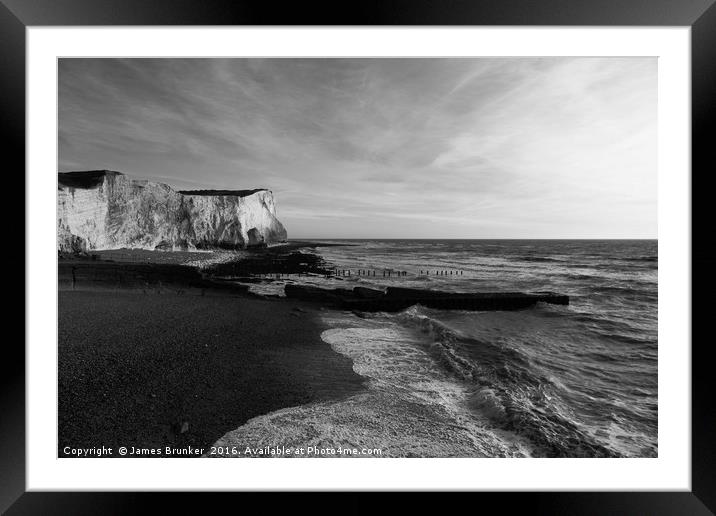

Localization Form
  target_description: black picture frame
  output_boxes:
[4,0,715,513]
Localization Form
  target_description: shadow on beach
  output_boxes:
[58,248,365,457]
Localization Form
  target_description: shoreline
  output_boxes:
[57,244,646,458]
[210,310,536,458]
[58,250,367,457]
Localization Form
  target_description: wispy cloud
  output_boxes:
[59,57,656,238]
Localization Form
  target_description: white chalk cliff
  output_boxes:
[57,170,287,252]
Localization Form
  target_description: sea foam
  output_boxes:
[210,311,534,458]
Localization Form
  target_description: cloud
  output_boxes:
[59,57,657,238]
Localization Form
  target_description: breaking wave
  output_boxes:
[391,306,622,457]
[210,311,537,458]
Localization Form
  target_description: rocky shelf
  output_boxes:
[58,253,569,311]
[284,284,569,312]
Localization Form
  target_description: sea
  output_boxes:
[220,239,658,458]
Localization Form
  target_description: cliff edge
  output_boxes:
[57,170,287,252]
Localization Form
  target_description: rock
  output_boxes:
[57,170,287,252]
[353,286,385,298]
[385,287,454,299]
[350,288,569,312]
[57,223,88,254]
[284,284,351,302]
[283,282,569,312]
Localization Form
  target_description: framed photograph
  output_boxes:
[6,0,715,512]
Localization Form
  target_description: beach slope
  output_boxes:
[58,288,364,457]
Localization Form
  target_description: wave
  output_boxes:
[560,272,600,280]
[390,306,622,457]
[621,256,658,263]
[210,303,652,458]
[517,256,566,263]
[211,312,537,458]
[589,282,657,293]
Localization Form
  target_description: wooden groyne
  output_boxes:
[332,269,465,278]
[58,261,250,296]
[284,284,568,312]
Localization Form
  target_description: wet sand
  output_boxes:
[58,290,365,457]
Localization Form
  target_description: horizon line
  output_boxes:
[288,237,658,241]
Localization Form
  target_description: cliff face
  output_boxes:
[57,170,287,252]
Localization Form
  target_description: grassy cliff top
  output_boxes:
[58,171,266,197]
[178,188,268,197]
[58,170,122,189]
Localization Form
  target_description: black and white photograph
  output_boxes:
[57,57,658,459]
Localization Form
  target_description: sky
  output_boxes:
[59,58,657,239]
